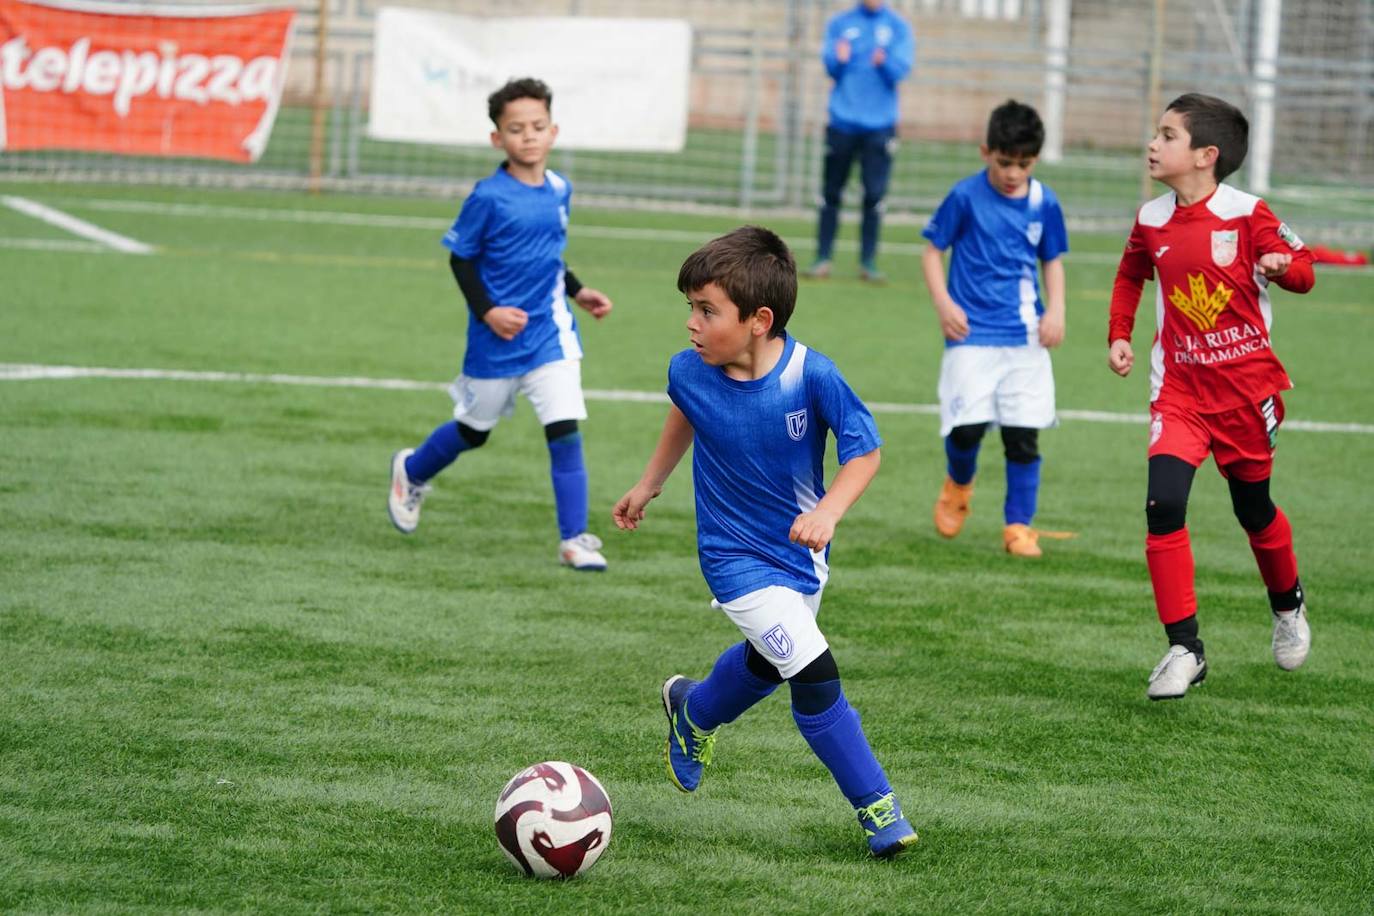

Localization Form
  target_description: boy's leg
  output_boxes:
[1144,454,1207,699]
[388,420,490,534]
[857,128,895,278]
[936,422,987,538]
[1001,426,1043,557]
[662,641,781,793]
[789,650,917,858]
[810,126,860,275]
[523,360,602,569]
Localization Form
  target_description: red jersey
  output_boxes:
[1109,184,1315,414]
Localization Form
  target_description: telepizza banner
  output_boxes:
[0,0,295,162]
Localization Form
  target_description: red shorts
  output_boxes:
[1147,395,1284,482]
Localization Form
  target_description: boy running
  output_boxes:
[387,77,614,570]
[613,226,918,858]
[1108,93,1315,700]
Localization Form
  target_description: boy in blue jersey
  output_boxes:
[613,226,918,859]
[920,100,1068,557]
[387,78,615,570]
[805,0,915,283]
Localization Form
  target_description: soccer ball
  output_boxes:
[493,761,613,879]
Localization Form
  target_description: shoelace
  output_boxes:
[572,532,603,551]
[402,481,431,511]
[1273,610,1304,648]
[857,793,898,829]
[673,709,717,765]
[1149,647,1189,681]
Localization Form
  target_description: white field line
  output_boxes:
[2,362,1371,435]
[0,237,108,253]
[22,196,1374,272]
[1,195,153,254]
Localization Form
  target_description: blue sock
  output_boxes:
[548,432,589,540]
[793,690,892,808]
[405,421,470,482]
[686,642,780,731]
[1005,457,1042,526]
[945,436,980,486]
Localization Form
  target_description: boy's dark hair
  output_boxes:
[1166,92,1249,181]
[487,78,552,126]
[986,100,1045,156]
[677,226,797,338]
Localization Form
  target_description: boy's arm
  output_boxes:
[921,244,969,341]
[451,253,528,341]
[1039,256,1066,348]
[613,405,694,531]
[1108,226,1152,377]
[790,448,880,551]
[1252,201,1316,293]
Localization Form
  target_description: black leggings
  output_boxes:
[1146,455,1278,535]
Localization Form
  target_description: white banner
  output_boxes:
[367,9,691,152]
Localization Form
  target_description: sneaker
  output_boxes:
[1003,523,1042,557]
[934,476,974,538]
[803,259,832,280]
[559,532,607,571]
[1272,603,1311,670]
[661,675,718,793]
[387,449,431,534]
[855,792,918,858]
[1146,644,1207,700]
[858,263,888,284]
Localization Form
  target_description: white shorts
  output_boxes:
[711,586,827,679]
[447,359,588,432]
[938,344,1056,437]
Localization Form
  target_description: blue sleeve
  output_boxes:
[821,16,846,79]
[440,186,492,259]
[811,359,881,464]
[1038,193,1069,262]
[877,16,915,84]
[922,185,967,251]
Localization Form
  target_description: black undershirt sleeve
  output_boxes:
[564,267,583,299]
[449,252,495,320]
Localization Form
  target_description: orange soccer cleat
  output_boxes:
[1003,523,1042,557]
[933,476,974,538]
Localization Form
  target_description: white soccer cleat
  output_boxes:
[1146,644,1207,701]
[1272,604,1311,671]
[559,532,607,571]
[387,448,431,534]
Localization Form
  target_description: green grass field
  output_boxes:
[2,182,1372,914]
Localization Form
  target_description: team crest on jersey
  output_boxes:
[1169,272,1234,331]
[875,24,893,46]
[558,205,569,231]
[762,624,795,660]
[785,409,808,441]
[1211,230,1239,267]
[1026,221,1043,246]
[1277,222,1304,250]
[1149,412,1164,446]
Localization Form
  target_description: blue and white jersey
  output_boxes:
[922,171,1069,347]
[667,334,882,603]
[441,164,581,378]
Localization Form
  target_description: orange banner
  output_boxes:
[0,0,295,162]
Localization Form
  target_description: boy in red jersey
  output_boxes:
[1107,93,1314,700]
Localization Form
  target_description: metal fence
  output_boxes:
[4,0,1372,239]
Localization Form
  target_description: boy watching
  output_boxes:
[612,226,918,859]
[1108,93,1314,700]
[387,77,614,570]
[920,100,1068,557]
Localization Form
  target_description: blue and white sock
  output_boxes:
[1004,457,1042,526]
[686,642,779,731]
[792,689,892,808]
[945,436,980,486]
[548,431,589,541]
[405,421,471,482]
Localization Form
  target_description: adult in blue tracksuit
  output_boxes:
[807,0,915,283]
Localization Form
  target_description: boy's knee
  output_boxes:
[1001,426,1039,464]
[1145,495,1187,535]
[1228,476,1277,533]
[948,422,989,451]
[791,649,840,684]
[457,422,489,450]
[543,419,579,442]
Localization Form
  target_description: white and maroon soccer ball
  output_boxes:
[493,761,613,879]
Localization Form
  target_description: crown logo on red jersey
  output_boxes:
[1169,272,1233,331]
